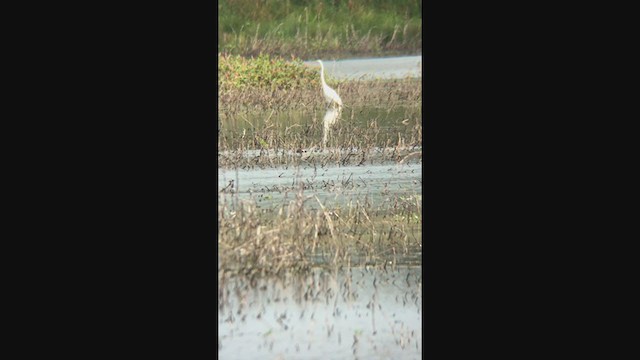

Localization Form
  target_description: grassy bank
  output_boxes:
[218,0,422,59]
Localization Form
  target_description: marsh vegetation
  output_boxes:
[219,56,422,167]
[218,49,422,357]
[218,54,421,274]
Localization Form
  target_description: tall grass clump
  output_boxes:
[218,185,422,276]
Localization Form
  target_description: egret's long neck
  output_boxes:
[319,63,327,87]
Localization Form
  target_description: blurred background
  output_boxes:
[218,0,422,59]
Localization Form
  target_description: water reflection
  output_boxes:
[219,105,420,150]
[322,107,341,146]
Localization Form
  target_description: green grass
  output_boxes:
[218,0,422,59]
[219,53,319,91]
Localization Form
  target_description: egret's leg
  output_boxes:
[322,119,330,147]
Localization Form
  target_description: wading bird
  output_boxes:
[316,60,343,147]
[317,60,343,109]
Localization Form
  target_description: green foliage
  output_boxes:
[218,53,319,90]
[218,0,422,58]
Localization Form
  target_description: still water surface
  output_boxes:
[219,266,421,359]
[304,56,422,80]
[218,160,421,209]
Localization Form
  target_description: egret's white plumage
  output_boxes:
[317,60,343,108]
[316,60,343,147]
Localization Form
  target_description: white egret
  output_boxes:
[316,60,343,147]
[317,60,343,109]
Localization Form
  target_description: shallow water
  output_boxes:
[218,160,421,209]
[304,56,422,80]
[219,266,422,359]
